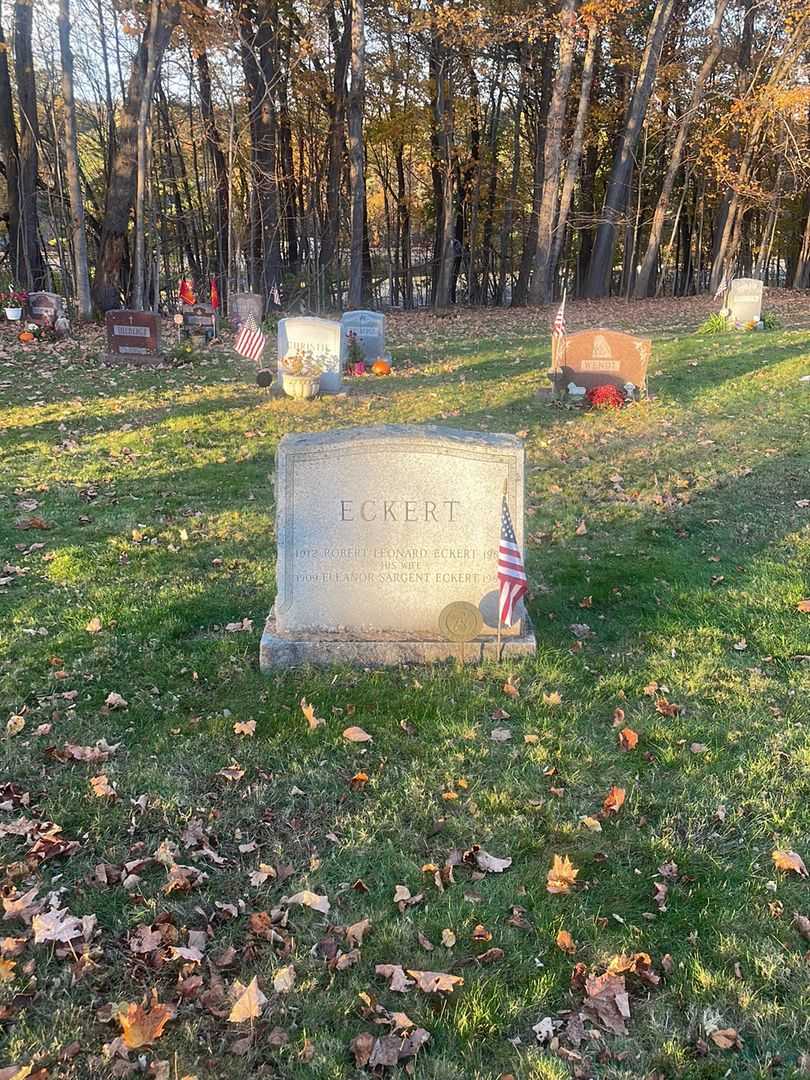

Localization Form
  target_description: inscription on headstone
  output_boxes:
[104,310,162,365]
[28,292,65,329]
[728,278,763,325]
[278,317,345,393]
[342,310,386,361]
[182,303,217,339]
[231,292,264,329]
[554,329,651,395]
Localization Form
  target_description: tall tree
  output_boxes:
[13,0,46,289]
[584,0,675,298]
[347,0,366,307]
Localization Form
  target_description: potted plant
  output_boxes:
[280,349,322,400]
[1,288,28,321]
[344,330,365,376]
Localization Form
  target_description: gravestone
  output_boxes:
[104,310,162,366]
[342,310,386,361]
[260,425,536,668]
[728,278,763,325]
[231,292,264,329]
[552,329,651,396]
[181,303,217,341]
[278,316,345,393]
[28,292,65,330]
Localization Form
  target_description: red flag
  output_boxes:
[210,277,220,310]
[497,492,528,627]
[179,278,196,305]
[234,315,267,363]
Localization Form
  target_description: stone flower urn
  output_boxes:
[281,370,321,400]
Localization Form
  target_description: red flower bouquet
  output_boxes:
[586,384,625,410]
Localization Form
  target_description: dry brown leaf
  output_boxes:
[86,616,103,633]
[546,854,579,895]
[300,698,324,730]
[441,928,456,948]
[89,774,116,798]
[273,965,296,993]
[233,720,256,736]
[286,890,331,914]
[346,917,370,947]
[228,976,267,1022]
[618,727,639,751]
[581,815,602,832]
[575,519,587,535]
[117,999,175,1048]
[104,691,128,710]
[772,850,808,877]
[556,929,576,954]
[32,907,82,944]
[406,969,464,994]
[797,599,810,613]
[793,913,810,940]
[375,963,414,992]
[582,972,630,1035]
[602,786,625,815]
[342,725,372,742]
[710,1028,741,1050]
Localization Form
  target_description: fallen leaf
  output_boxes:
[793,913,810,940]
[346,917,370,947]
[32,907,82,944]
[490,727,512,742]
[300,698,324,730]
[618,727,638,751]
[772,850,808,877]
[86,616,103,633]
[273,965,296,993]
[286,890,331,914]
[543,691,562,706]
[547,854,579,895]
[104,692,128,710]
[406,969,464,993]
[90,774,116,798]
[797,599,810,613]
[690,742,708,754]
[228,976,267,1022]
[556,929,576,954]
[233,720,256,736]
[117,998,175,1048]
[602,786,625,815]
[441,928,456,948]
[342,725,372,742]
[575,519,587,535]
[710,1027,741,1050]
[583,972,630,1035]
[581,815,602,832]
[470,847,512,874]
[375,964,414,992]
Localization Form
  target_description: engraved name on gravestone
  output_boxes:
[278,317,346,392]
[555,328,651,394]
[231,292,264,329]
[728,278,763,325]
[273,425,526,638]
[105,310,161,359]
[182,303,217,338]
[342,310,386,361]
[28,292,65,329]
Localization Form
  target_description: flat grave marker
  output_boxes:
[260,424,536,668]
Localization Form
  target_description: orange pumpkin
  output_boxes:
[371,358,391,376]
[18,330,34,343]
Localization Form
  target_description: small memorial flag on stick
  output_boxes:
[210,277,220,310]
[179,277,196,305]
[496,482,528,658]
[714,268,731,300]
[551,289,567,371]
[234,314,267,364]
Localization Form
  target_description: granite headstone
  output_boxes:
[552,328,651,396]
[728,278,763,325]
[104,310,162,365]
[278,316,345,393]
[28,292,65,330]
[342,310,386,361]
[260,425,536,668]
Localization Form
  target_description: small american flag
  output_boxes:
[234,314,267,363]
[270,282,282,307]
[714,268,731,299]
[552,290,567,338]
[497,492,528,627]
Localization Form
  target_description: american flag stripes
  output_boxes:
[714,268,731,299]
[234,314,267,363]
[552,291,567,338]
[497,492,528,628]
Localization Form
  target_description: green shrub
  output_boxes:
[697,312,730,334]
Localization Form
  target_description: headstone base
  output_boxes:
[259,612,536,670]
[103,352,166,368]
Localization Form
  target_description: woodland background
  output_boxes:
[0,0,808,319]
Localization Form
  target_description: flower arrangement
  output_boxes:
[586,384,625,410]
[345,330,365,373]
[280,349,322,377]
[0,289,28,305]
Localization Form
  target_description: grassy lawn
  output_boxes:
[1,298,809,1079]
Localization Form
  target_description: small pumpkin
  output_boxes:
[371,358,391,376]
[18,330,34,343]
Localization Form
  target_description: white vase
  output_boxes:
[5,307,22,321]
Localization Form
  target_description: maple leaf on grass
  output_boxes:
[228,976,267,1022]
[602,785,625,815]
[300,697,324,730]
[89,774,116,798]
[32,907,82,944]
[547,854,579,895]
[233,720,256,736]
[375,964,415,992]
[556,929,576,954]
[285,889,331,914]
[772,850,808,877]
[117,996,175,1048]
[406,969,464,994]
[618,727,639,751]
[710,1027,741,1050]
[583,972,631,1035]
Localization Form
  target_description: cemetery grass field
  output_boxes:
[1,297,810,1080]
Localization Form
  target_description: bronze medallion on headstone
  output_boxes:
[438,601,483,642]
[104,310,163,366]
[552,328,651,397]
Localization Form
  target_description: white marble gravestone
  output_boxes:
[342,310,386,361]
[728,278,764,325]
[260,425,536,668]
[278,317,345,392]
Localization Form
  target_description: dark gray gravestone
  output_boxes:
[182,303,217,340]
[28,292,65,330]
[104,310,163,366]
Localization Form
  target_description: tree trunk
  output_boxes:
[529,0,577,304]
[634,0,727,298]
[13,0,45,289]
[431,29,454,308]
[549,23,598,294]
[58,0,92,319]
[92,0,180,311]
[584,0,675,298]
[0,0,22,289]
[320,1,351,306]
[347,0,366,307]
[132,0,162,310]
[197,50,230,297]
[496,48,527,305]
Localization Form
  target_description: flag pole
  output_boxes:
[496,477,507,663]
